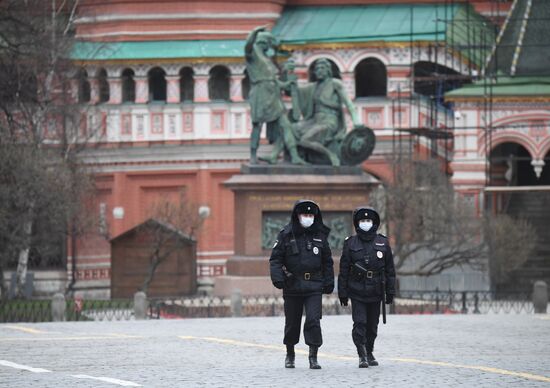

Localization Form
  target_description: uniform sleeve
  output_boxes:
[269,231,286,285]
[322,239,334,290]
[338,239,351,298]
[384,241,396,296]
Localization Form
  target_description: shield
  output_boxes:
[339,126,376,166]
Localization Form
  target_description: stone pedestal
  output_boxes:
[213,165,379,296]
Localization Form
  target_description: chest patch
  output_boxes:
[313,246,319,255]
[377,251,384,259]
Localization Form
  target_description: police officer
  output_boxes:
[338,207,396,368]
[270,199,334,369]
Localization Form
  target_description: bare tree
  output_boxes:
[0,0,102,299]
[369,158,535,278]
[485,214,536,285]
[139,190,205,294]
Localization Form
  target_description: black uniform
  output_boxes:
[270,199,334,369]
[338,207,396,367]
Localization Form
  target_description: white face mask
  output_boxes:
[359,220,373,232]
[299,215,315,228]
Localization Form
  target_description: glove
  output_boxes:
[339,297,349,307]
[386,294,394,304]
[273,281,284,290]
[323,284,334,294]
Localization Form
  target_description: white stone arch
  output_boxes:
[133,64,154,77]
[303,52,345,74]
[348,52,390,71]
[483,133,538,161]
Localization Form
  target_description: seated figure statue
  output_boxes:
[292,58,363,166]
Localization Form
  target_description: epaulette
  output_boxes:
[378,233,387,238]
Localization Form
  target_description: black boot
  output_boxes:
[308,346,321,369]
[285,345,295,368]
[366,352,378,366]
[366,340,379,366]
[357,345,369,368]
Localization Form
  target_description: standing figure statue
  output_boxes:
[293,58,363,166]
[245,26,306,165]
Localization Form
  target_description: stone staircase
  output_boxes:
[494,191,550,294]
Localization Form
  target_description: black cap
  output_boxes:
[353,207,380,228]
[295,201,318,215]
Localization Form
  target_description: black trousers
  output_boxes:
[283,294,322,347]
[351,299,381,351]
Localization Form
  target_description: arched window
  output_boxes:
[121,68,135,103]
[179,67,194,102]
[97,68,110,103]
[355,58,387,97]
[308,58,341,82]
[148,67,167,102]
[208,65,230,101]
[242,70,250,100]
[77,68,90,103]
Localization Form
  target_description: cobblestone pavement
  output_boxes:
[0,314,549,387]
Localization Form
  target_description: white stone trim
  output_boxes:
[75,13,280,24]
[77,30,250,39]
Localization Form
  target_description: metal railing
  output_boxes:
[0,299,133,323]
[396,289,534,314]
[0,289,542,323]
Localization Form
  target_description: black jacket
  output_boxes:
[269,200,334,296]
[338,207,396,303]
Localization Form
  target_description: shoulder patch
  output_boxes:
[345,236,350,241]
[378,233,387,238]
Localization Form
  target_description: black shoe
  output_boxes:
[285,354,295,368]
[285,345,295,368]
[357,345,369,368]
[367,352,379,366]
[308,346,321,369]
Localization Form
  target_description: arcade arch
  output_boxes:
[355,57,387,98]
[179,67,194,102]
[208,65,230,101]
[77,68,91,103]
[489,142,537,186]
[97,68,109,103]
[121,68,135,103]
[242,70,250,100]
[148,67,167,102]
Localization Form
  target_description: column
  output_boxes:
[135,76,148,104]
[108,77,122,104]
[341,71,356,100]
[166,75,180,103]
[230,74,244,102]
[89,77,100,104]
[194,65,210,103]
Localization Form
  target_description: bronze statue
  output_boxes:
[293,58,363,166]
[245,27,375,166]
[245,26,306,165]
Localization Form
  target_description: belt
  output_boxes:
[300,271,322,281]
[352,268,382,279]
